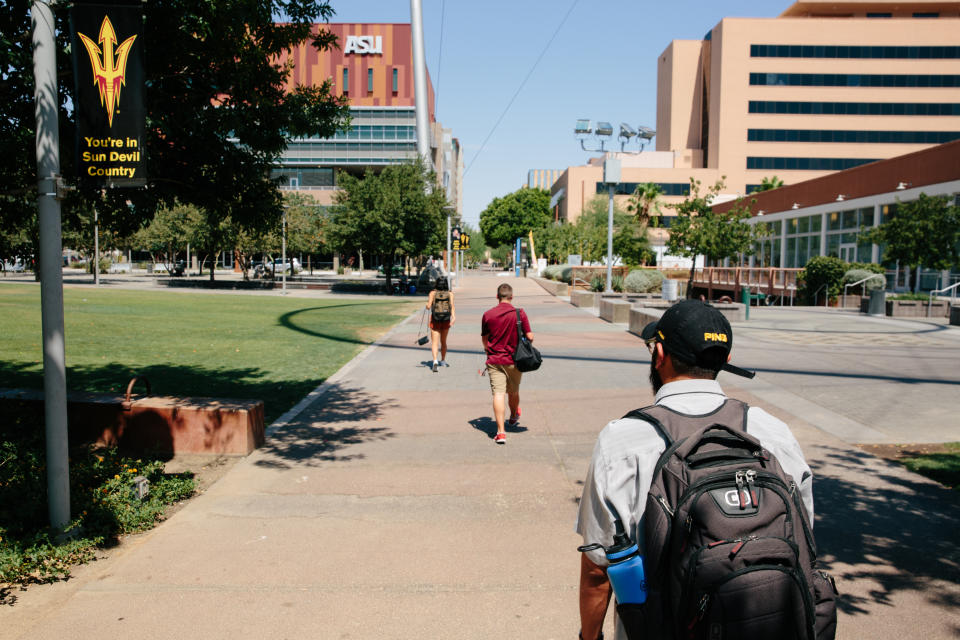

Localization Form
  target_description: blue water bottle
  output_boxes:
[603,520,647,604]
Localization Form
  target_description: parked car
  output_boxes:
[2,260,26,273]
[378,264,403,277]
[268,258,302,274]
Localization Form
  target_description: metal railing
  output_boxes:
[843,274,885,300]
[928,281,960,317]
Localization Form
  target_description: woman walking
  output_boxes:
[426,276,455,372]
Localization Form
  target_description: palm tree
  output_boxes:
[754,175,784,192]
[626,182,664,227]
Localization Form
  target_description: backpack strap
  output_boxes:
[624,399,751,479]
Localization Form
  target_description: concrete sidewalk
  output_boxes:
[5,273,959,639]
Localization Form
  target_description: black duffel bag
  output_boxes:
[513,309,542,372]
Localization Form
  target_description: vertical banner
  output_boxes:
[70,1,145,187]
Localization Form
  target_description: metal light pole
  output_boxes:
[281,206,287,294]
[575,121,654,294]
[32,0,70,529]
[93,207,99,285]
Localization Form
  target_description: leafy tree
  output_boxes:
[2,0,350,280]
[626,182,664,227]
[327,160,447,292]
[798,256,847,304]
[460,223,487,266]
[861,193,960,291]
[479,187,551,248]
[754,176,784,192]
[133,201,199,272]
[667,178,755,297]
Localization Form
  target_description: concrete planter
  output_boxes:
[531,276,568,296]
[837,295,863,309]
[629,307,663,337]
[571,290,600,308]
[951,305,960,326]
[885,299,949,318]
[599,299,633,324]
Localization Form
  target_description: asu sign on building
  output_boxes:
[69,1,145,187]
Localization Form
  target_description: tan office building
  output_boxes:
[554,0,960,225]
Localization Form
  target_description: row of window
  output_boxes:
[746,157,878,170]
[341,68,400,95]
[750,73,960,87]
[349,109,416,121]
[747,129,960,144]
[279,157,415,165]
[270,167,335,187]
[750,44,958,59]
[748,101,960,116]
[595,182,691,196]
[286,142,417,153]
[295,126,417,142]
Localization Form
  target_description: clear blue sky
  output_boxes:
[328,1,790,228]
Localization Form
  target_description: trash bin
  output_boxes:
[868,289,886,315]
[662,279,679,301]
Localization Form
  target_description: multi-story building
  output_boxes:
[553,0,960,226]
[274,23,462,216]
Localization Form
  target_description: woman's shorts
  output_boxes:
[429,318,451,331]
[486,363,521,394]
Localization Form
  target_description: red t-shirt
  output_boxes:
[481,302,531,366]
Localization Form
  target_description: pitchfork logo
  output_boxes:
[77,15,137,127]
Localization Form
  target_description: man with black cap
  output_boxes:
[575,300,815,640]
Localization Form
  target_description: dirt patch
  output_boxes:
[857,443,955,461]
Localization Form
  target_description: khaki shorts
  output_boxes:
[487,363,522,395]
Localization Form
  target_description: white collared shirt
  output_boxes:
[575,379,814,570]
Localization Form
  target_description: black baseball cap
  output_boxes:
[642,300,755,379]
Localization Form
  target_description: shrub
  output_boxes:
[798,256,846,304]
[611,275,624,293]
[0,401,196,586]
[543,265,564,281]
[888,292,932,301]
[624,269,665,293]
[559,265,573,284]
[590,275,605,292]
[849,261,885,275]
[842,269,885,294]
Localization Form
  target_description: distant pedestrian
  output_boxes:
[427,276,455,372]
[480,283,533,444]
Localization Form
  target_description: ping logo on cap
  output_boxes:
[704,332,728,343]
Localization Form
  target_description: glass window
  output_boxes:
[798,216,810,234]
[342,68,349,93]
[827,234,840,258]
[798,236,809,264]
[788,218,799,235]
[810,215,822,233]
[828,211,842,231]
[367,68,374,93]
[786,237,797,268]
[841,210,858,229]
[392,68,398,93]
[809,235,821,260]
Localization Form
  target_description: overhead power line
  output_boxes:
[463,0,582,177]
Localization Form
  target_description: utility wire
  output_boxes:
[435,0,446,116]
[463,0,581,177]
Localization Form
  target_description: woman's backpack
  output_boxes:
[431,291,452,322]
[616,399,837,640]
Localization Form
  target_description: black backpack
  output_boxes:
[616,399,837,640]
[431,291,451,322]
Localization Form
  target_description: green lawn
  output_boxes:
[900,443,960,491]
[0,284,419,422]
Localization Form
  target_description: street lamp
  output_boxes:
[574,119,656,293]
[281,205,287,294]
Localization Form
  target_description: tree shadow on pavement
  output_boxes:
[809,444,960,616]
[255,383,397,468]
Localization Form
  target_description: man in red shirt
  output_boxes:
[480,283,533,445]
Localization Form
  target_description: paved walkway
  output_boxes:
[5,273,959,639]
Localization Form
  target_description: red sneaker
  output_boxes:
[507,407,521,427]
[494,433,506,445]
